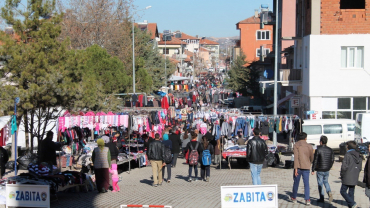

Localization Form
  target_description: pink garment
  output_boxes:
[122,115,129,128]
[85,111,95,116]
[109,164,120,192]
[58,117,66,132]
[146,118,150,132]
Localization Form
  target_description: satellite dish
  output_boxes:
[175,49,179,54]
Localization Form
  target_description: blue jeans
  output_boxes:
[188,164,198,178]
[249,163,263,185]
[340,184,355,207]
[292,169,310,200]
[317,171,331,200]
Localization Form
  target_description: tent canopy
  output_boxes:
[168,75,190,81]
[0,116,11,130]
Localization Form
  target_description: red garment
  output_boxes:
[161,96,169,109]
[192,95,196,102]
[138,94,144,107]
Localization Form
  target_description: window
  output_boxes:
[340,0,365,9]
[324,124,342,134]
[256,48,270,57]
[353,111,366,120]
[338,98,351,109]
[256,30,270,40]
[353,97,366,110]
[162,48,169,54]
[348,124,355,132]
[341,46,364,68]
[323,111,335,119]
[337,111,351,119]
[303,125,322,135]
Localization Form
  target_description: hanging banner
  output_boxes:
[221,185,278,208]
[6,184,50,208]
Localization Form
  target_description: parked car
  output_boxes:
[354,113,370,144]
[302,119,355,150]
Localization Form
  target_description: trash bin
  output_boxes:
[339,142,347,155]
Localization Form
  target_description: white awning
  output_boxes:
[266,94,295,108]
[0,116,11,130]
[168,75,190,81]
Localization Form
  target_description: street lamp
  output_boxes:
[132,6,151,94]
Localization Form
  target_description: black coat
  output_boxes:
[39,138,61,165]
[246,136,268,164]
[312,145,334,172]
[364,156,370,188]
[0,146,8,171]
[148,140,165,161]
[106,142,119,160]
[340,150,362,186]
[169,134,181,154]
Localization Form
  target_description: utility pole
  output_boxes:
[165,36,167,89]
[273,0,279,146]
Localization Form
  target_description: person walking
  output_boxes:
[214,139,221,167]
[200,136,214,182]
[162,134,173,183]
[246,129,268,185]
[169,128,181,168]
[290,132,314,205]
[181,129,191,156]
[311,135,334,203]
[147,133,166,187]
[185,131,202,182]
[363,143,370,204]
[340,141,362,208]
[92,138,111,193]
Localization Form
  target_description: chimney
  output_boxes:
[196,35,198,38]
[255,9,259,18]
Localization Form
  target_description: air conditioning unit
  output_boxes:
[175,33,182,38]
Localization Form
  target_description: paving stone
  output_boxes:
[47,155,369,208]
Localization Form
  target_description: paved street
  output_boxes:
[50,155,370,208]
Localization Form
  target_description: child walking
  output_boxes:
[109,164,120,192]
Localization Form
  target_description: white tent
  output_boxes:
[0,116,11,130]
[168,75,190,81]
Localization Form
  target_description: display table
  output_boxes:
[222,151,246,170]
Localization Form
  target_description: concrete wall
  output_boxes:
[307,34,370,97]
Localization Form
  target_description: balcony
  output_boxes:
[280,69,301,81]
[279,69,302,86]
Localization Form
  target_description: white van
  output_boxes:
[354,113,370,144]
[302,119,355,150]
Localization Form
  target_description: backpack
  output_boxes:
[164,146,172,164]
[202,145,212,166]
[188,142,199,165]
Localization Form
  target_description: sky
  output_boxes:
[134,0,273,38]
[0,0,273,38]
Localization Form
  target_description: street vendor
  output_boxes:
[39,131,62,171]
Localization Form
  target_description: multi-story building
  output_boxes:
[293,0,370,119]
[178,32,200,53]
[199,38,220,68]
[236,9,274,64]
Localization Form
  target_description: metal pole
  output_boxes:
[132,20,135,94]
[14,100,17,176]
[165,37,167,89]
[273,0,279,146]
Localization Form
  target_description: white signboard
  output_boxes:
[6,184,50,208]
[221,185,278,208]
[291,98,300,108]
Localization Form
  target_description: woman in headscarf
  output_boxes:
[92,138,111,193]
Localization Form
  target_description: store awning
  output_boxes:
[266,94,295,108]
[0,116,11,130]
[168,76,190,81]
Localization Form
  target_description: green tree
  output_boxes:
[226,52,247,92]
[0,0,77,152]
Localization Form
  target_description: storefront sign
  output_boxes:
[6,184,50,208]
[291,98,300,108]
[221,185,278,208]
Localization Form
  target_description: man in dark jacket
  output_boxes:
[363,143,370,202]
[148,133,166,187]
[39,131,62,167]
[311,136,334,203]
[169,129,182,168]
[246,128,268,185]
[340,141,362,208]
[0,146,8,178]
